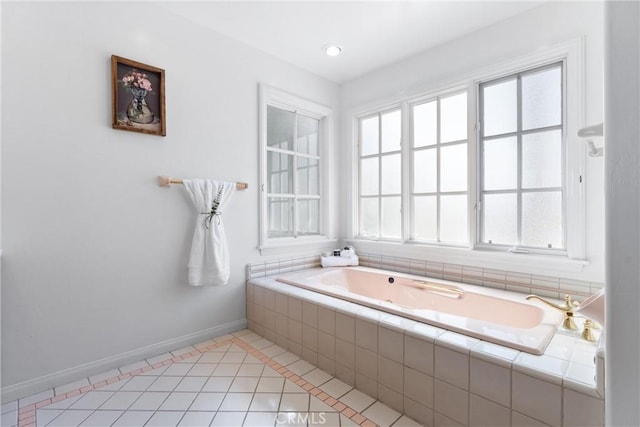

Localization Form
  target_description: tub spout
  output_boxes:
[526,294,578,330]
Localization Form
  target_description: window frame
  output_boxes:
[476,61,567,255]
[259,84,335,255]
[348,39,587,273]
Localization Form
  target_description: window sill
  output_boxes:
[346,239,590,279]
[259,236,338,256]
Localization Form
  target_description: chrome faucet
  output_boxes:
[526,294,579,330]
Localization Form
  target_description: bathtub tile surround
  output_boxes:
[248,268,605,427]
[356,252,604,299]
[4,329,420,427]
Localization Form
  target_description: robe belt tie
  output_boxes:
[200,212,222,228]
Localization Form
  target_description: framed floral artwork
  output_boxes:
[111,55,166,136]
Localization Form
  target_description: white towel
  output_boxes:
[320,255,359,268]
[182,179,236,286]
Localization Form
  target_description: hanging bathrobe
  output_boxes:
[182,179,236,286]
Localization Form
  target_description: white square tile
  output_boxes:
[78,409,123,426]
[393,415,424,427]
[362,401,402,427]
[403,397,434,427]
[289,320,303,344]
[309,396,336,412]
[174,376,207,392]
[335,338,356,370]
[1,410,17,427]
[243,354,263,364]
[159,392,198,411]
[273,351,300,366]
[211,411,247,426]
[314,412,340,426]
[187,363,218,376]
[340,389,375,412]
[163,363,194,376]
[100,391,142,410]
[512,372,561,426]
[237,363,265,377]
[302,301,319,327]
[378,384,404,414]
[120,375,156,391]
[1,401,17,414]
[340,414,360,427]
[379,326,403,363]
[283,380,306,393]
[355,318,378,352]
[469,357,511,407]
[318,306,335,334]
[145,410,184,427]
[356,373,378,399]
[469,394,510,427]
[335,362,355,385]
[249,392,281,411]
[148,376,181,391]
[111,410,154,426]
[302,325,319,351]
[378,356,403,394]
[256,377,285,393]
[218,392,253,411]
[435,345,469,390]
[43,394,83,410]
[404,367,433,408]
[355,346,378,380]
[319,378,353,398]
[404,335,434,376]
[212,363,241,377]
[47,409,93,426]
[434,411,465,427]
[244,411,278,426]
[202,377,233,392]
[302,368,332,387]
[287,359,316,376]
[229,377,260,393]
[36,409,61,427]
[511,411,549,427]
[129,392,170,410]
[252,338,274,350]
[335,312,355,343]
[177,411,215,426]
[261,366,282,377]
[279,393,310,412]
[563,389,604,427]
[288,296,303,321]
[221,352,247,364]
[70,391,114,410]
[188,392,225,411]
[198,352,224,363]
[261,345,286,358]
[318,331,335,359]
[434,380,469,425]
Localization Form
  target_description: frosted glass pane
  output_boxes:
[267,106,294,150]
[482,193,517,245]
[413,196,437,241]
[381,110,402,153]
[361,116,379,156]
[483,136,517,191]
[441,92,467,143]
[360,157,379,196]
[522,191,563,248]
[297,114,319,155]
[381,197,402,238]
[267,197,293,238]
[413,101,437,147]
[297,157,319,195]
[360,198,379,237]
[483,79,517,137]
[297,199,319,235]
[381,154,401,195]
[413,149,437,193]
[440,195,467,243]
[522,130,562,189]
[440,143,467,192]
[522,66,562,130]
[267,151,293,194]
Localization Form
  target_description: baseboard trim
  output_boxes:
[1,319,247,403]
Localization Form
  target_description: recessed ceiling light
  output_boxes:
[323,44,342,57]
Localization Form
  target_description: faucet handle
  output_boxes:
[581,319,596,342]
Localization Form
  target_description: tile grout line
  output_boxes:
[18,333,381,427]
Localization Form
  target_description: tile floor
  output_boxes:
[2,330,421,427]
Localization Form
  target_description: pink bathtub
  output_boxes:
[277,267,562,354]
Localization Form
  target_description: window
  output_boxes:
[478,62,564,252]
[358,108,402,239]
[260,85,333,252]
[410,91,469,245]
[352,41,584,267]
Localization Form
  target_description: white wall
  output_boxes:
[1,2,338,395]
[340,1,605,283]
[604,2,640,425]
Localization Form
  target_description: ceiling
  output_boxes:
[161,1,545,84]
